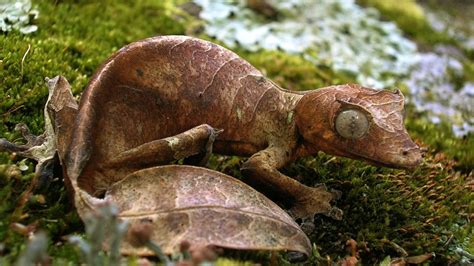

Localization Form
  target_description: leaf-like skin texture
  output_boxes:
[105,165,311,256]
[64,36,420,221]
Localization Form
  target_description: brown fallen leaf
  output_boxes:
[339,256,358,266]
[98,165,311,256]
[338,239,359,266]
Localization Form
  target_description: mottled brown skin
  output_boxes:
[66,36,421,219]
[1,36,422,221]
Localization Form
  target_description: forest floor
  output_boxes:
[0,0,472,265]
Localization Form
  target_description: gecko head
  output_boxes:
[295,84,422,169]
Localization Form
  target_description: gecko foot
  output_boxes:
[0,138,28,153]
[200,127,223,165]
[313,183,342,200]
[1,122,58,222]
[288,186,343,222]
[185,127,223,166]
[0,122,57,185]
[0,123,46,158]
[15,123,46,147]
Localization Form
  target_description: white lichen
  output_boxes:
[194,0,418,89]
[406,48,474,137]
[0,0,39,34]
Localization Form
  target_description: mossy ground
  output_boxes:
[0,0,472,265]
[357,0,455,47]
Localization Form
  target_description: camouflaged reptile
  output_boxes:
[0,36,422,222]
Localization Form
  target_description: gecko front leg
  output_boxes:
[241,145,342,223]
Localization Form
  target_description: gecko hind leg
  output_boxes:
[0,123,46,157]
[106,125,223,171]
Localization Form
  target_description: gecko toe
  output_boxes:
[15,123,44,146]
[0,138,29,153]
[289,187,343,221]
[326,206,343,220]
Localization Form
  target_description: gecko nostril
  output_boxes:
[402,150,408,156]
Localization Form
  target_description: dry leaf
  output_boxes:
[99,165,311,256]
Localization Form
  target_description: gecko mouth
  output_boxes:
[347,151,421,170]
[308,139,421,170]
[363,157,414,169]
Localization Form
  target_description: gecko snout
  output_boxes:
[398,145,423,169]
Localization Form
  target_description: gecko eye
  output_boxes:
[335,109,369,139]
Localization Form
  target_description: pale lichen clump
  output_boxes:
[195,0,418,89]
[0,0,38,34]
[406,49,474,137]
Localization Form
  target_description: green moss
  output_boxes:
[463,60,474,83]
[282,149,472,264]
[406,111,474,171]
[207,143,472,265]
[359,0,425,33]
[0,0,189,135]
[357,0,454,46]
[215,258,254,266]
[0,157,82,263]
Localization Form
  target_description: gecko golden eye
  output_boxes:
[335,109,369,139]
